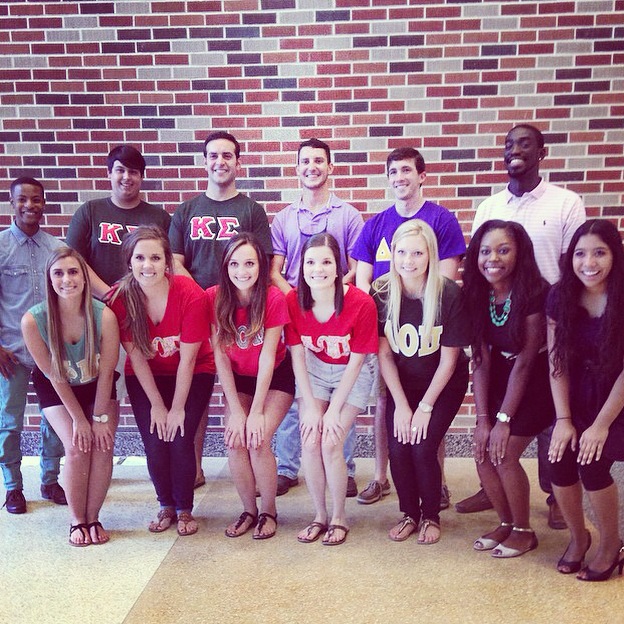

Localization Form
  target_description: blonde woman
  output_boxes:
[374,220,469,544]
[22,247,119,546]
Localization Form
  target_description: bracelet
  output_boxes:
[556,417,572,421]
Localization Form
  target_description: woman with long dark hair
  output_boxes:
[109,225,215,536]
[209,233,294,540]
[22,247,119,546]
[465,220,553,557]
[548,219,624,581]
[286,233,377,546]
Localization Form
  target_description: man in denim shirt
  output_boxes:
[0,177,66,514]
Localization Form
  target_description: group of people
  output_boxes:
[2,125,623,582]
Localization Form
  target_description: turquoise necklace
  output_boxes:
[489,290,512,327]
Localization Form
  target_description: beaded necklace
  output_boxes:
[489,290,512,327]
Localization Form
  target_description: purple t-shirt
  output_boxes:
[351,202,466,281]
[271,193,364,287]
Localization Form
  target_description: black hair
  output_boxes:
[203,131,241,159]
[465,219,546,357]
[107,145,146,176]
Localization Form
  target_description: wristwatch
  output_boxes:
[418,401,434,413]
[92,414,109,423]
[496,412,511,423]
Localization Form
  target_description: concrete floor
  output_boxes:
[2,457,623,624]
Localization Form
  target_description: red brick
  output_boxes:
[335,22,371,35]
[410,20,444,33]
[280,37,314,50]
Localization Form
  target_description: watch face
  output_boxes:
[94,414,109,423]
[497,413,510,423]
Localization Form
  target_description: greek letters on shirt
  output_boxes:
[375,238,392,264]
[189,216,241,241]
[152,335,180,358]
[384,319,443,358]
[235,325,264,350]
[98,223,139,245]
[301,334,351,360]
[64,354,100,384]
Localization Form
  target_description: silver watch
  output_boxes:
[496,412,511,423]
[92,414,109,424]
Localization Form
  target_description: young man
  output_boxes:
[66,145,171,299]
[169,131,272,289]
[459,124,586,525]
[270,138,364,496]
[352,147,465,505]
[169,131,272,486]
[0,178,66,513]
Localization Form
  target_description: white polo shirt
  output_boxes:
[472,179,586,284]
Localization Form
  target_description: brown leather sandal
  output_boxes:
[148,508,177,533]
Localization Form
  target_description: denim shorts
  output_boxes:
[295,351,375,411]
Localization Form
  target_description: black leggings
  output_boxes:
[550,443,615,492]
[386,365,468,524]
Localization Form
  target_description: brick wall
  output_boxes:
[1,0,623,439]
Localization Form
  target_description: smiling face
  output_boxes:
[393,233,430,291]
[303,245,338,292]
[572,233,613,293]
[49,256,85,300]
[503,126,546,180]
[109,160,143,207]
[10,183,45,235]
[477,228,518,292]
[204,138,240,189]
[130,239,168,288]
[227,243,260,298]
[387,158,426,203]
[296,146,333,192]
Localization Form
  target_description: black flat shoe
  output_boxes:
[577,541,624,582]
[558,530,591,574]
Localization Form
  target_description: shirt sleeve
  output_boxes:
[65,203,91,260]
[349,290,379,354]
[178,279,210,344]
[345,207,365,256]
[284,289,302,346]
[440,281,471,348]
[350,219,375,264]
[250,201,273,257]
[561,195,586,255]
[435,210,466,260]
[169,206,185,255]
[265,286,290,329]
[270,210,288,258]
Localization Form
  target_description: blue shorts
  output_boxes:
[295,351,375,411]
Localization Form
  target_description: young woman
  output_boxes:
[465,220,553,558]
[109,225,215,537]
[548,219,624,581]
[22,247,119,547]
[286,233,377,546]
[374,220,469,545]
[208,233,294,540]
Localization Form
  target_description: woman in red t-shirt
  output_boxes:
[209,233,294,540]
[286,233,378,546]
[109,226,215,537]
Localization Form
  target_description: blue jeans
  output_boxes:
[126,373,214,511]
[275,401,357,480]
[0,363,62,491]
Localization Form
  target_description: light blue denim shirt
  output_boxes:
[0,221,63,367]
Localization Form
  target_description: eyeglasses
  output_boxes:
[296,210,328,237]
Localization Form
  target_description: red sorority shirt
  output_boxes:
[285,285,378,365]
[109,274,215,375]
[206,284,289,377]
